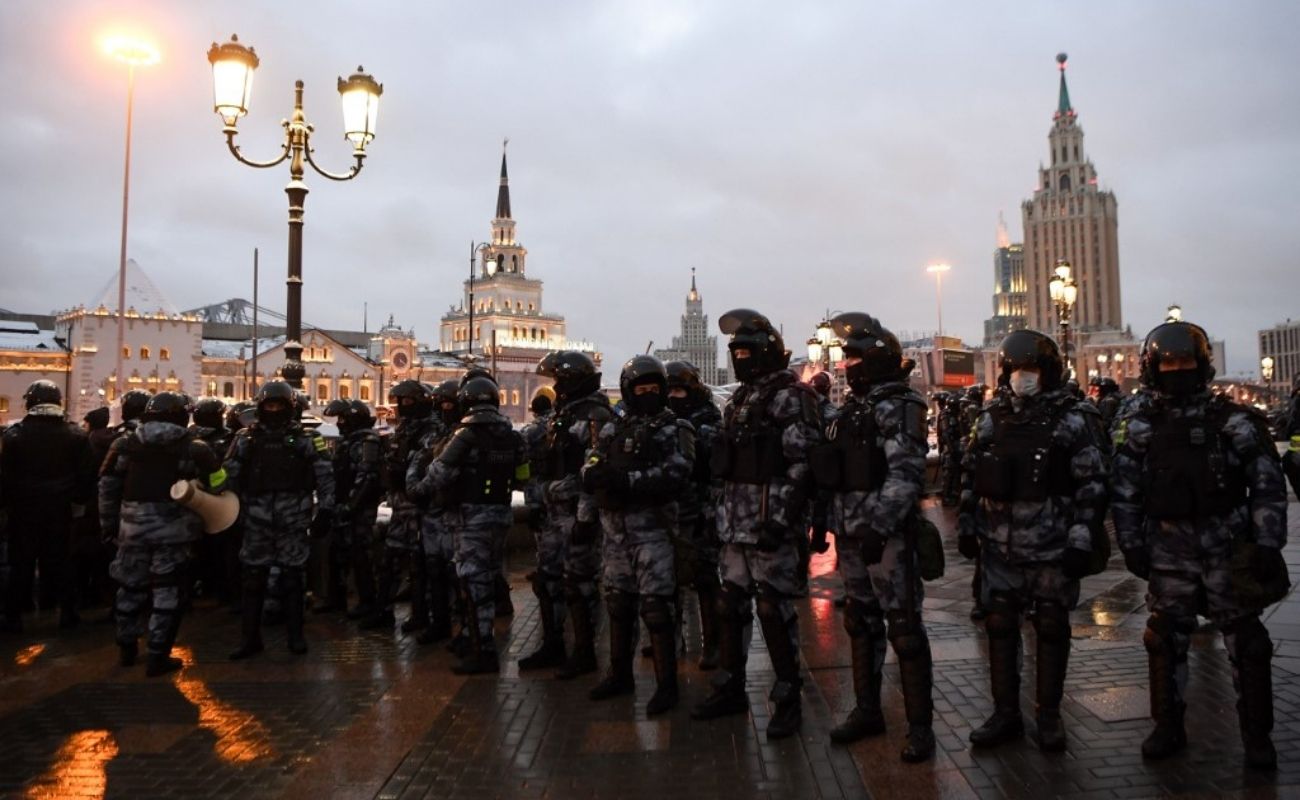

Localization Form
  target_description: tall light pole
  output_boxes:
[1048,259,1078,379]
[926,263,951,339]
[466,241,497,361]
[104,36,159,402]
[206,35,382,389]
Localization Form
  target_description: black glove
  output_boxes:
[809,528,831,555]
[1122,548,1150,580]
[1061,546,1092,579]
[1251,545,1286,584]
[571,518,599,546]
[309,509,334,540]
[958,534,981,561]
[756,520,786,552]
[860,531,886,565]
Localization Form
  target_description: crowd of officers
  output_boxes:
[0,308,1296,771]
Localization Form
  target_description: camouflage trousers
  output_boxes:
[387,500,422,551]
[240,494,312,568]
[549,504,600,629]
[453,505,511,646]
[601,530,676,598]
[838,534,924,615]
[978,546,1080,610]
[111,541,194,655]
[719,540,803,663]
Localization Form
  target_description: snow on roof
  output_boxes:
[0,326,64,352]
[201,336,284,359]
[89,259,177,315]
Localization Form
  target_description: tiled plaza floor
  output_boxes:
[2,498,1297,799]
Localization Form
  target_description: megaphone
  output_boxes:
[170,479,240,534]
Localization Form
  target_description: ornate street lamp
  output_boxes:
[206,35,382,388]
[466,241,498,361]
[1261,356,1275,397]
[1166,304,1183,323]
[1048,260,1078,378]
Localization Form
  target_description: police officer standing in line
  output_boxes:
[665,361,724,670]
[190,398,233,604]
[521,387,555,539]
[958,330,1110,752]
[1091,377,1122,430]
[814,313,935,762]
[1,381,95,633]
[692,309,822,740]
[224,380,335,659]
[317,399,383,619]
[936,392,964,506]
[118,390,152,438]
[416,375,527,674]
[100,392,225,675]
[405,380,462,645]
[363,380,440,632]
[582,356,694,713]
[516,386,565,668]
[1111,322,1288,770]
[529,351,613,679]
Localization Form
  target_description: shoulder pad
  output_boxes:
[460,409,502,425]
[573,401,613,423]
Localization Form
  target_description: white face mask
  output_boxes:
[1009,369,1041,398]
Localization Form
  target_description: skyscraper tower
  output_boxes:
[1021,53,1121,334]
[653,268,725,385]
[983,212,1027,347]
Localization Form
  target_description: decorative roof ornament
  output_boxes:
[1054,52,1075,120]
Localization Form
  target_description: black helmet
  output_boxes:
[538,351,600,404]
[388,379,433,419]
[23,379,62,410]
[719,308,787,382]
[997,330,1064,390]
[808,371,833,398]
[256,380,297,427]
[665,360,709,415]
[143,391,191,426]
[322,398,351,419]
[121,389,151,422]
[193,397,226,429]
[460,367,494,387]
[966,384,987,403]
[619,355,668,415]
[227,401,253,432]
[1098,377,1120,396]
[830,312,905,393]
[84,406,111,430]
[529,386,555,415]
[329,399,374,432]
[1140,321,1214,395]
[432,379,462,425]
[458,375,500,411]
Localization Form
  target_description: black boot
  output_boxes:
[692,584,750,720]
[696,580,720,671]
[590,592,637,700]
[519,576,567,670]
[417,556,452,644]
[313,561,348,614]
[970,599,1024,747]
[351,532,377,618]
[1141,656,1186,759]
[118,640,138,667]
[756,591,802,741]
[1231,617,1277,771]
[361,548,399,628]
[556,582,597,680]
[1033,603,1070,753]
[830,607,886,744]
[401,551,429,634]
[284,568,308,655]
[229,567,267,660]
[451,583,499,675]
[644,596,679,715]
[766,680,802,740]
[890,612,935,763]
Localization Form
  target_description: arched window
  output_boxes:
[339,383,351,399]
[317,383,329,401]
[140,346,151,360]
[498,390,507,406]
[0,396,8,414]
[122,346,131,359]
[160,347,171,361]
[223,381,235,398]
[512,255,519,272]
[1059,173,1071,192]
[360,385,371,401]
[511,390,521,406]
[207,380,217,395]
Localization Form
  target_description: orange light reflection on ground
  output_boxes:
[171,646,275,764]
[14,643,46,666]
[24,729,118,799]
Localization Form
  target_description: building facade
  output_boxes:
[0,316,70,426]
[983,214,1027,347]
[1021,54,1122,336]
[653,269,727,386]
[1259,318,1300,390]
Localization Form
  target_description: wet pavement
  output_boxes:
[2,498,1298,799]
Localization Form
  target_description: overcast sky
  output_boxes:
[3,1,1297,378]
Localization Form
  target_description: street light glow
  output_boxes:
[103,35,160,67]
[926,263,951,274]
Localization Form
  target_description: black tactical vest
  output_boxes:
[122,437,186,502]
[711,376,794,484]
[454,425,518,506]
[973,401,1073,503]
[811,401,887,492]
[540,399,605,480]
[595,414,671,510]
[247,428,313,493]
[1142,405,1246,519]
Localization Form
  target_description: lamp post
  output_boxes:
[206,35,382,389]
[1048,259,1078,379]
[104,36,159,401]
[1166,304,1183,323]
[466,241,498,361]
[1112,352,1124,381]
[806,318,844,388]
[926,263,951,339]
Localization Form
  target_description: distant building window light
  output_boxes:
[160,347,171,361]
[223,381,234,398]
[122,346,131,359]
[140,346,151,360]
[360,385,371,401]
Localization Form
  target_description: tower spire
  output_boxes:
[495,138,511,219]
[1054,52,1073,118]
[688,267,699,301]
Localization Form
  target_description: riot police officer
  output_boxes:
[415,376,527,673]
[582,356,694,714]
[521,387,555,539]
[1111,322,1288,770]
[691,309,822,741]
[100,392,224,675]
[224,380,335,658]
[405,380,461,645]
[1094,377,1121,429]
[528,351,613,678]
[190,398,233,603]
[666,360,724,670]
[814,313,934,762]
[364,380,442,632]
[317,399,383,618]
[118,389,151,435]
[1,380,94,633]
[936,392,964,506]
[958,330,1109,752]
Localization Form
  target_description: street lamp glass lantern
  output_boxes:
[1049,275,1064,302]
[1063,283,1078,307]
[207,35,259,126]
[807,339,823,364]
[815,321,834,346]
[829,343,844,364]
[338,67,383,148]
[484,256,498,276]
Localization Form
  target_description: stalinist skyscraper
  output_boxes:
[1021,54,1122,334]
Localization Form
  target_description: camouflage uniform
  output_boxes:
[520,409,551,536]
[700,368,821,729]
[937,397,965,504]
[1112,390,1288,764]
[420,406,526,671]
[371,414,442,630]
[1281,386,1300,498]
[327,426,384,614]
[406,423,458,641]
[959,388,1109,748]
[100,421,221,663]
[677,401,723,665]
[821,382,932,748]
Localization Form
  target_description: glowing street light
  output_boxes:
[1166,304,1183,323]
[1048,259,1078,378]
[926,263,951,338]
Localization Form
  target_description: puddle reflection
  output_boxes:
[172,646,275,763]
[14,643,46,667]
[24,729,117,799]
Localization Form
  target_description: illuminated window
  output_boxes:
[122,346,131,359]
[511,390,521,406]
[140,346,151,359]
[223,381,235,398]
[498,390,507,406]
[360,385,371,401]
[340,383,351,399]
[317,383,329,401]
[207,380,217,395]
[0,397,8,413]
[160,347,171,360]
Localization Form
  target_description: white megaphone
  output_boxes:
[170,479,240,534]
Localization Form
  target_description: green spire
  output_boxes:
[1055,52,1073,117]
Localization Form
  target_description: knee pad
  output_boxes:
[1223,614,1271,662]
[984,592,1021,639]
[754,581,785,625]
[886,610,928,659]
[1032,601,1071,644]
[842,597,885,639]
[640,595,674,632]
[1143,611,1195,655]
[716,581,750,625]
[605,589,637,622]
